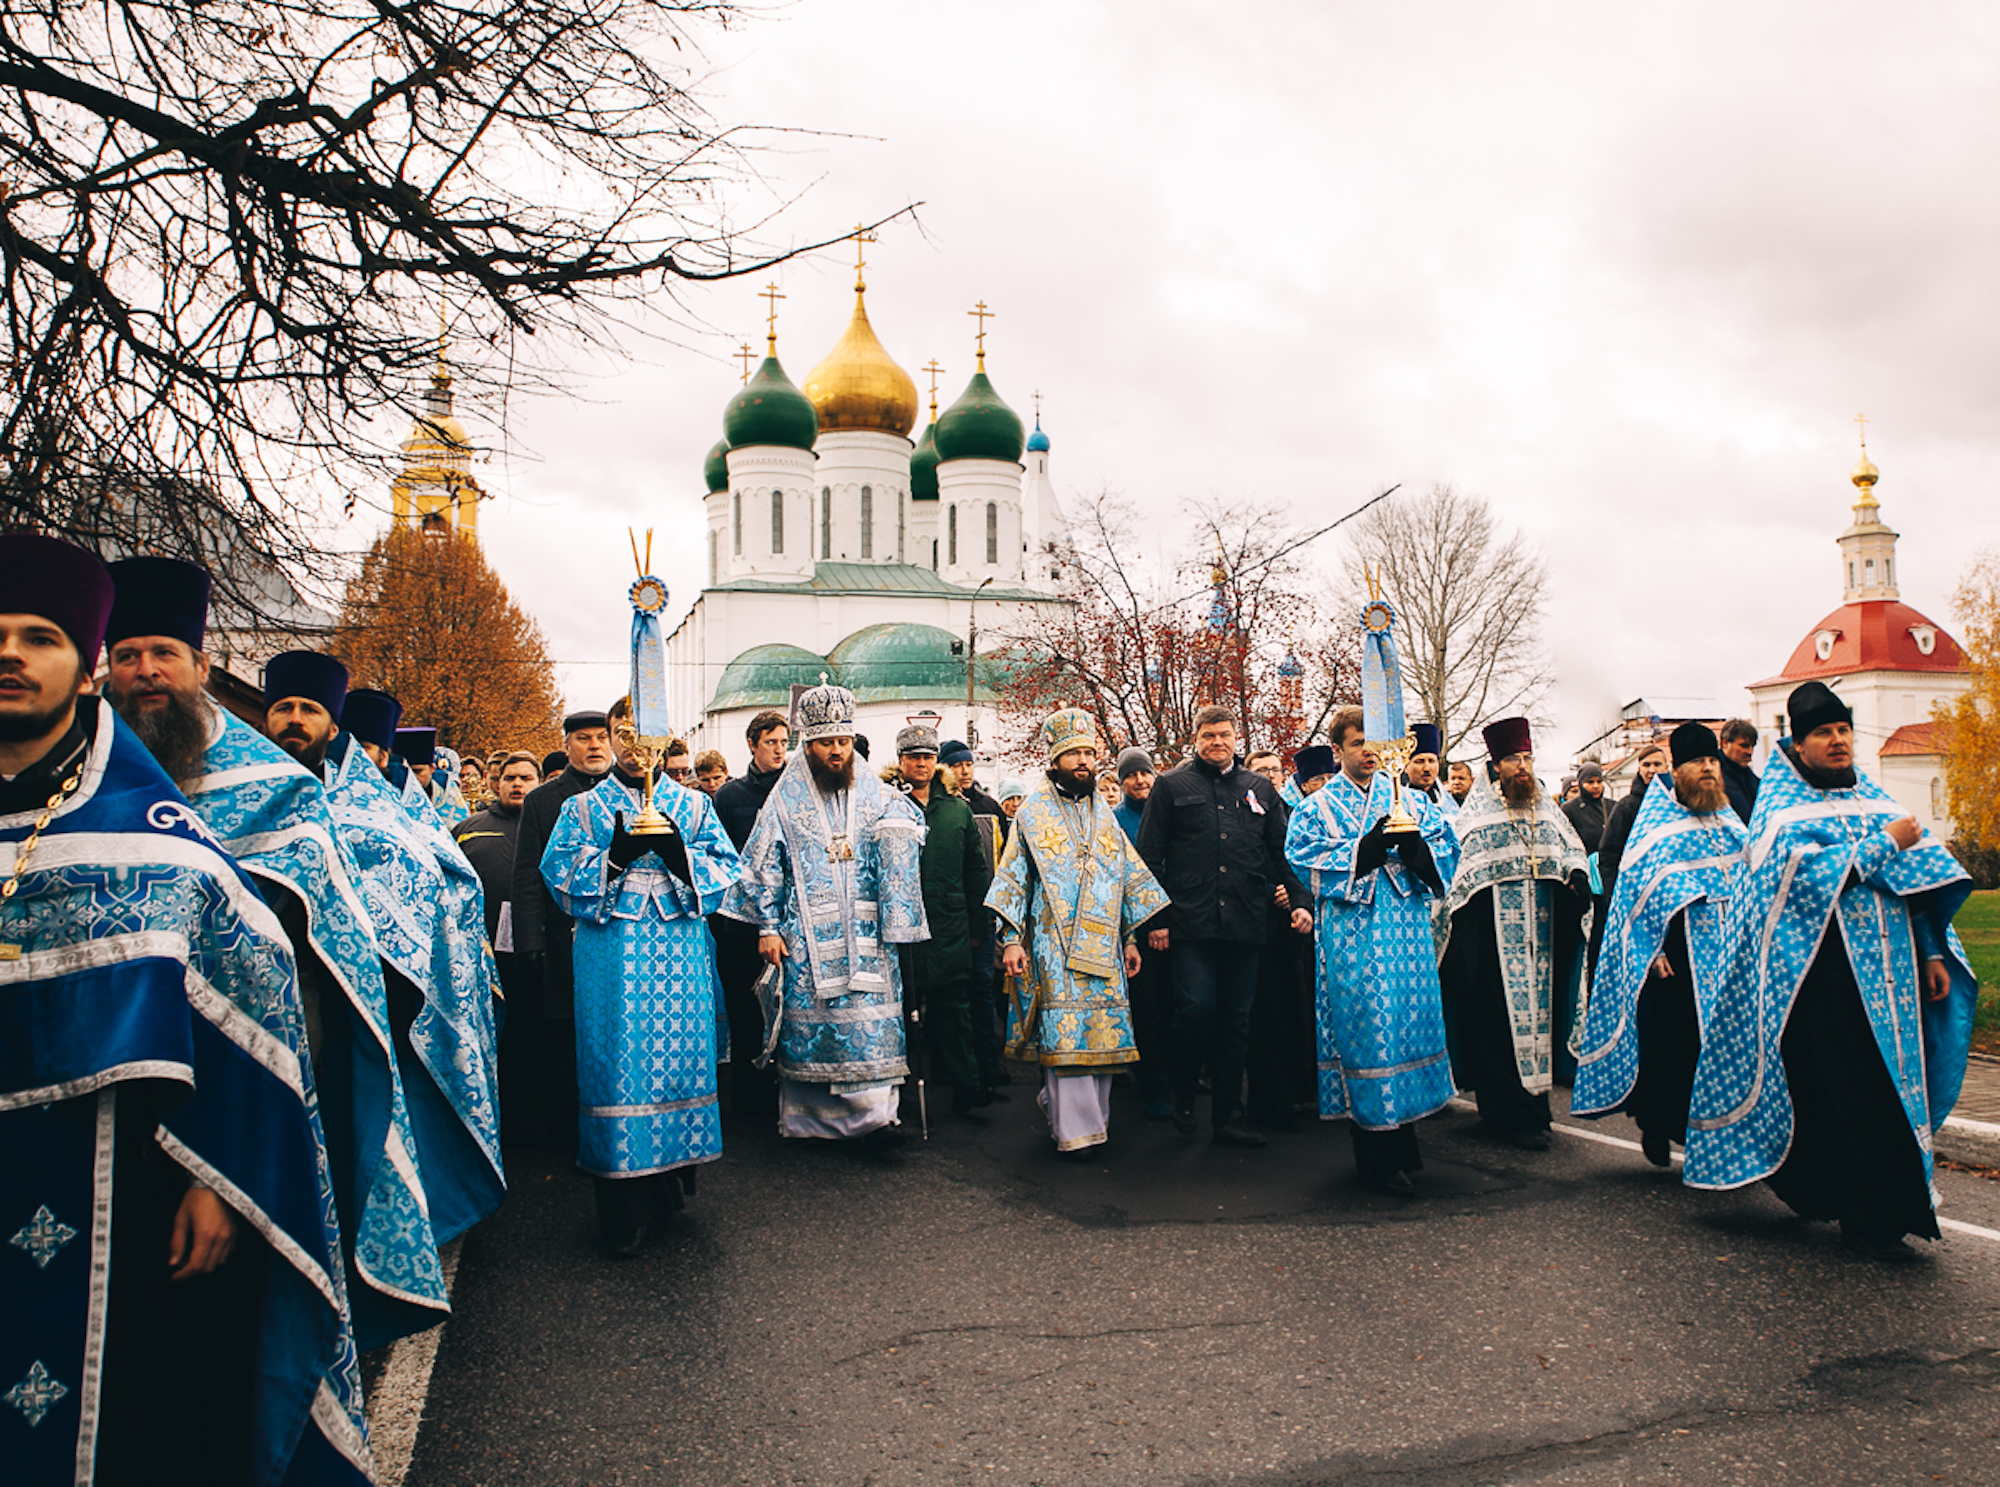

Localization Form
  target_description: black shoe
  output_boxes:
[1507,1127,1552,1151]
[1841,1225,1927,1264]
[983,1067,1013,1089]
[863,1124,908,1151]
[1640,1130,1672,1168]
[1213,1123,1268,1149]
[607,1224,647,1259]
[1057,1146,1095,1163]
[952,1086,997,1114]
[1171,1103,1198,1137]
[1365,1170,1417,1198]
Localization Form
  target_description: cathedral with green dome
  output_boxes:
[665,250,1070,762]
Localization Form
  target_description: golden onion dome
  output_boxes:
[1851,453,1879,491]
[803,286,919,437]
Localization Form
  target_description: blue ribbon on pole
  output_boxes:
[628,576,671,739]
[1359,597,1406,744]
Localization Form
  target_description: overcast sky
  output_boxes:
[431,0,2000,763]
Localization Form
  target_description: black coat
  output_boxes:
[1720,754,1759,824]
[712,762,783,850]
[452,801,521,941]
[509,764,607,1014]
[1596,775,1651,901]
[1561,792,1612,854]
[1135,755,1309,944]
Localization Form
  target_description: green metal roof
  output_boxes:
[705,561,1058,604]
[723,355,818,452]
[828,622,979,703]
[935,370,1024,464]
[910,420,940,500]
[708,641,831,712]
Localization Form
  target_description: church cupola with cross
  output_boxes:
[1838,415,1899,602]
[391,327,484,536]
[935,301,1026,586]
[717,284,818,583]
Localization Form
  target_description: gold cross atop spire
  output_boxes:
[1033,389,1042,422]
[923,359,946,421]
[968,301,993,370]
[736,343,756,384]
[760,283,785,355]
[851,222,877,292]
[1855,411,1869,452]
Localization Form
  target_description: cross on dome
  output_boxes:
[760,283,785,355]
[968,300,993,370]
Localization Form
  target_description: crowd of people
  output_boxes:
[1,535,1980,1483]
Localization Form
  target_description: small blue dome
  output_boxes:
[1026,418,1050,454]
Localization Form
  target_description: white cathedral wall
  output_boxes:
[937,458,1025,584]
[812,430,914,565]
[722,444,816,581]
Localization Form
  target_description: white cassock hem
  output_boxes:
[778,1077,899,1139]
[1038,1070,1112,1151]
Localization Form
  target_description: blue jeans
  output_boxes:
[1171,939,1260,1124]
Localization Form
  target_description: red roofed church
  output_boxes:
[1746,441,1969,835]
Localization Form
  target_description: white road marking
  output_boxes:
[1447,1097,2000,1245]
[369,1237,461,1487]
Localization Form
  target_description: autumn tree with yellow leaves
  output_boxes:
[336,528,565,757]
[1937,550,2000,885]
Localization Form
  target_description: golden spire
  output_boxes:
[801,245,917,435]
[736,342,755,384]
[968,300,993,372]
[1851,411,1880,509]
[923,359,945,422]
[760,283,785,356]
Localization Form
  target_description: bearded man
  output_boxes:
[988,711,1167,1156]
[717,682,929,1144]
[1572,723,1747,1168]
[1684,682,1978,1263]
[1438,717,1591,1149]
[1,537,372,1484]
[103,565,449,1350]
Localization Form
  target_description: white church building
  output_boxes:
[1745,442,1970,836]
[664,266,1071,765]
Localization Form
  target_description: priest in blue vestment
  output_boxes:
[1572,722,1746,1168]
[1438,717,1591,1150]
[0,536,372,1486]
[1684,682,1977,1263]
[102,564,450,1351]
[1287,707,1460,1196]
[318,685,506,1247]
[718,681,929,1146]
[542,756,739,1255]
[988,709,1168,1157]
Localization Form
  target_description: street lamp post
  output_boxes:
[965,575,995,750]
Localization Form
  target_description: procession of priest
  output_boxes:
[1,534,1980,1483]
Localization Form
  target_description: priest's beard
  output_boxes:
[272,726,329,772]
[1048,763,1096,799]
[807,749,855,792]
[1677,775,1729,814]
[1499,771,1539,808]
[117,684,208,782]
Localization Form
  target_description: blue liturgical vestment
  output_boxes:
[543,774,740,1178]
[986,777,1167,1067]
[1684,746,1977,1198]
[184,707,449,1349]
[323,731,505,1243]
[1286,771,1461,1129]
[718,751,928,1099]
[1572,781,1745,1119]
[0,702,372,1485]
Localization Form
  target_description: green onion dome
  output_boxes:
[704,438,731,493]
[910,421,940,500]
[934,370,1024,464]
[723,356,818,452]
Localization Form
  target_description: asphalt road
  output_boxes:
[395,1075,2000,1487]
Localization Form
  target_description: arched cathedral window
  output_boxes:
[985,502,998,565]
[771,489,784,554]
[860,486,873,559]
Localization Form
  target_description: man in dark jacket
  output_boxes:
[455,750,544,1133]
[941,736,1007,1087]
[510,708,617,1138]
[1598,743,1672,899]
[709,709,790,1114]
[1137,706,1312,1147]
[1718,718,1760,824]
[894,726,996,1116]
[1562,762,1613,853]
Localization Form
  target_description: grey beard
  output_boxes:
[807,752,854,792]
[120,688,209,782]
